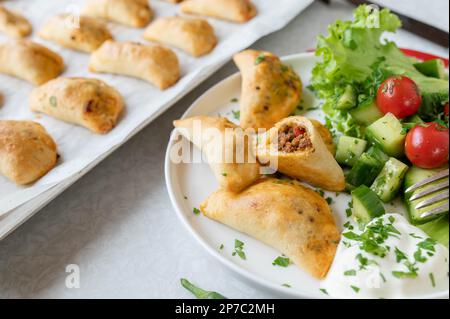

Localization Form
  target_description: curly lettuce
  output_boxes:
[311,5,449,138]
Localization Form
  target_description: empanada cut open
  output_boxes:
[257,116,345,191]
[201,178,340,278]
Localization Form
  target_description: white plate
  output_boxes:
[165,52,449,299]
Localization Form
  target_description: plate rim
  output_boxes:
[165,51,450,299]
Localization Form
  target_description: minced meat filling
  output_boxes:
[277,124,312,152]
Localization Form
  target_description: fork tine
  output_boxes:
[409,180,449,201]
[405,169,449,193]
[415,190,449,210]
[420,203,450,219]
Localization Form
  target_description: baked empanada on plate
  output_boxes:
[234,50,302,130]
[143,16,217,57]
[0,120,58,185]
[256,116,345,191]
[39,14,113,53]
[0,40,64,85]
[0,5,32,38]
[201,178,340,278]
[30,77,124,134]
[83,0,153,28]
[174,116,260,193]
[89,41,180,90]
[181,0,257,23]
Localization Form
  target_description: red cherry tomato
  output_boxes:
[444,103,449,116]
[405,122,449,169]
[376,76,422,119]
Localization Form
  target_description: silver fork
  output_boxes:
[405,169,449,219]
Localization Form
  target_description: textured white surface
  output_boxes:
[0,0,448,299]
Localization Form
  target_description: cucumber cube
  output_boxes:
[350,100,384,126]
[335,136,368,166]
[351,185,386,225]
[371,157,409,202]
[365,113,405,157]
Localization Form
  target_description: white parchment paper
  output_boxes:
[0,0,313,216]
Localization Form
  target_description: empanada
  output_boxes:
[256,116,345,191]
[174,116,260,193]
[234,50,302,130]
[0,5,32,38]
[39,14,113,53]
[311,119,335,155]
[29,78,124,134]
[83,0,153,28]
[0,121,57,185]
[181,0,257,23]
[201,178,340,278]
[143,16,217,57]
[89,41,180,90]
[0,40,64,85]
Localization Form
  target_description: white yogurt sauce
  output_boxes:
[322,214,449,299]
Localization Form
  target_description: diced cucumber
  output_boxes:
[350,100,384,126]
[414,59,447,79]
[346,152,384,187]
[336,85,356,110]
[365,113,405,157]
[370,157,409,202]
[418,215,449,248]
[351,185,386,225]
[335,136,368,166]
[366,146,389,165]
[404,165,449,225]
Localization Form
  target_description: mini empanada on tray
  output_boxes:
[39,14,113,53]
[234,50,302,130]
[0,5,32,38]
[89,41,180,90]
[174,116,260,193]
[143,16,217,57]
[30,77,124,134]
[181,0,257,23]
[0,39,64,85]
[201,178,340,279]
[0,121,58,185]
[83,0,153,28]
[257,116,345,191]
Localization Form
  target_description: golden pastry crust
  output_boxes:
[310,119,335,155]
[181,0,257,23]
[0,40,64,85]
[83,0,153,28]
[143,16,217,57]
[165,0,184,3]
[0,5,32,38]
[174,116,260,193]
[89,41,180,90]
[0,121,58,185]
[234,50,302,130]
[39,14,113,53]
[256,116,345,191]
[201,178,340,278]
[29,77,124,134]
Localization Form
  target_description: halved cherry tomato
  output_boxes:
[405,122,449,169]
[377,76,422,119]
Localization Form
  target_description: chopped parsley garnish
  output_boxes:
[356,253,378,270]
[345,208,353,218]
[49,96,58,107]
[417,238,437,252]
[255,54,266,65]
[326,197,333,205]
[219,244,224,250]
[344,269,357,276]
[232,239,246,260]
[282,283,291,288]
[272,256,290,267]
[392,261,419,279]
[413,249,428,263]
[319,288,329,295]
[315,189,325,197]
[394,247,408,263]
[193,207,201,215]
[230,98,238,103]
[231,110,240,120]
[221,172,228,177]
[409,233,422,239]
